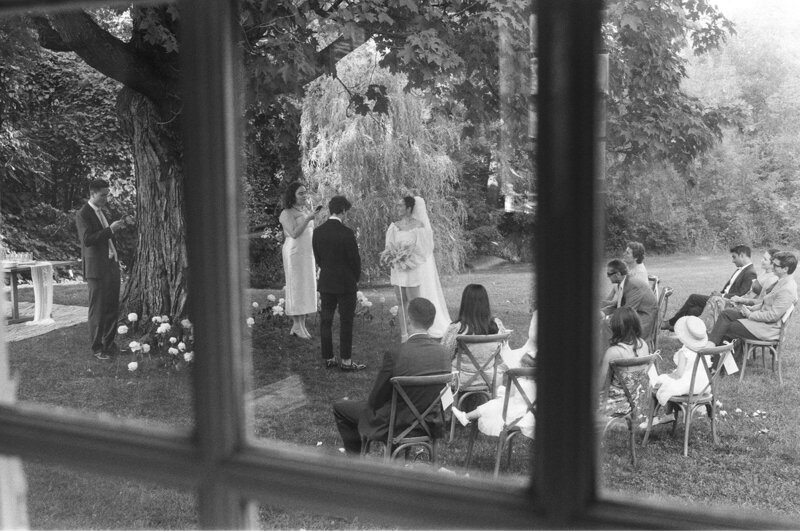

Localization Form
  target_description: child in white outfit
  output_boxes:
[650,316,713,423]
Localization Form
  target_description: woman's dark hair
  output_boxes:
[455,284,498,335]
[627,241,645,264]
[609,307,643,351]
[767,248,780,260]
[402,196,415,212]
[282,182,304,209]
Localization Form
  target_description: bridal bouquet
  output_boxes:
[380,242,422,271]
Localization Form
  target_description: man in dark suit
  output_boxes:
[333,297,451,455]
[601,259,658,335]
[312,195,365,371]
[75,179,125,360]
[663,244,757,331]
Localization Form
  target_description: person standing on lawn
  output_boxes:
[75,179,126,360]
[662,244,756,332]
[312,195,366,371]
[332,297,451,455]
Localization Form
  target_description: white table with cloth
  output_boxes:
[2,261,56,325]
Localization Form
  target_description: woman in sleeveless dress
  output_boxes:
[383,196,450,340]
[278,182,321,340]
[598,306,650,418]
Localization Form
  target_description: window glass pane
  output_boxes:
[242,2,536,482]
[598,0,800,519]
[1,3,193,430]
[23,458,197,529]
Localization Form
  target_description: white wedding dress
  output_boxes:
[409,197,451,338]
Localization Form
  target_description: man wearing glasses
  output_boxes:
[708,251,798,347]
[601,259,658,340]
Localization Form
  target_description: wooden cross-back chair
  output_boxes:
[463,366,537,478]
[599,353,660,466]
[450,332,511,441]
[646,285,673,353]
[740,303,796,385]
[642,343,734,456]
[361,373,454,463]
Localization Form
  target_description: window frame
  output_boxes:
[0,0,791,527]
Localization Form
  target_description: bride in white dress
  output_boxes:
[383,196,450,340]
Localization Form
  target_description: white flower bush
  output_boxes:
[117,311,195,374]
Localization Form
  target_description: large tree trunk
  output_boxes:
[117,87,187,319]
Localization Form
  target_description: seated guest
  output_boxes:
[451,351,536,439]
[601,259,658,338]
[623,241,648,283]
[708,251,798,347]
[441,284,507,356]
[502,309,537,369]
[663,244,757,332]
[732,248,780,303]
[597,307,650,395]
[441,284,509,387]
[332,297,450,455]
[699,248,780,331]
[649,316,714,424]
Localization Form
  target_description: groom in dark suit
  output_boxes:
[75,179,125,360]
[312,195,365,371]
[333,297,451,454]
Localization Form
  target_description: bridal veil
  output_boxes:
[411,196,451,337]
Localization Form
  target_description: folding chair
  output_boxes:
[361,373,453,463]
[450,332,511,441]
[642,343,734,456]
[599,353,659,466]
[740,304,795,385]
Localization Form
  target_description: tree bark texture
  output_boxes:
[117,87,187,319]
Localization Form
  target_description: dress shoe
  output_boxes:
[324,358,339,369]
[339,360,367,372]
[93,351,110,361]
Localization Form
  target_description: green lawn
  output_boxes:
[7,252,800,527]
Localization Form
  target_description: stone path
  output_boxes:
[247,374,309,415]
[4,303,87,343]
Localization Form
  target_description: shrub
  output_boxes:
[249,226,284,289]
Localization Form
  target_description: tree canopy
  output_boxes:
[2,0,748,314]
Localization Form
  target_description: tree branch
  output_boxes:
[31,11,177,110]
[308,0,347,19]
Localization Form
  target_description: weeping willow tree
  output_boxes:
[301,41,466,281]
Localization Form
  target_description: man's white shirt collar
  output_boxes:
[329,215,343,222]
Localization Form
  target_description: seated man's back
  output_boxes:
[360,335,450,440]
